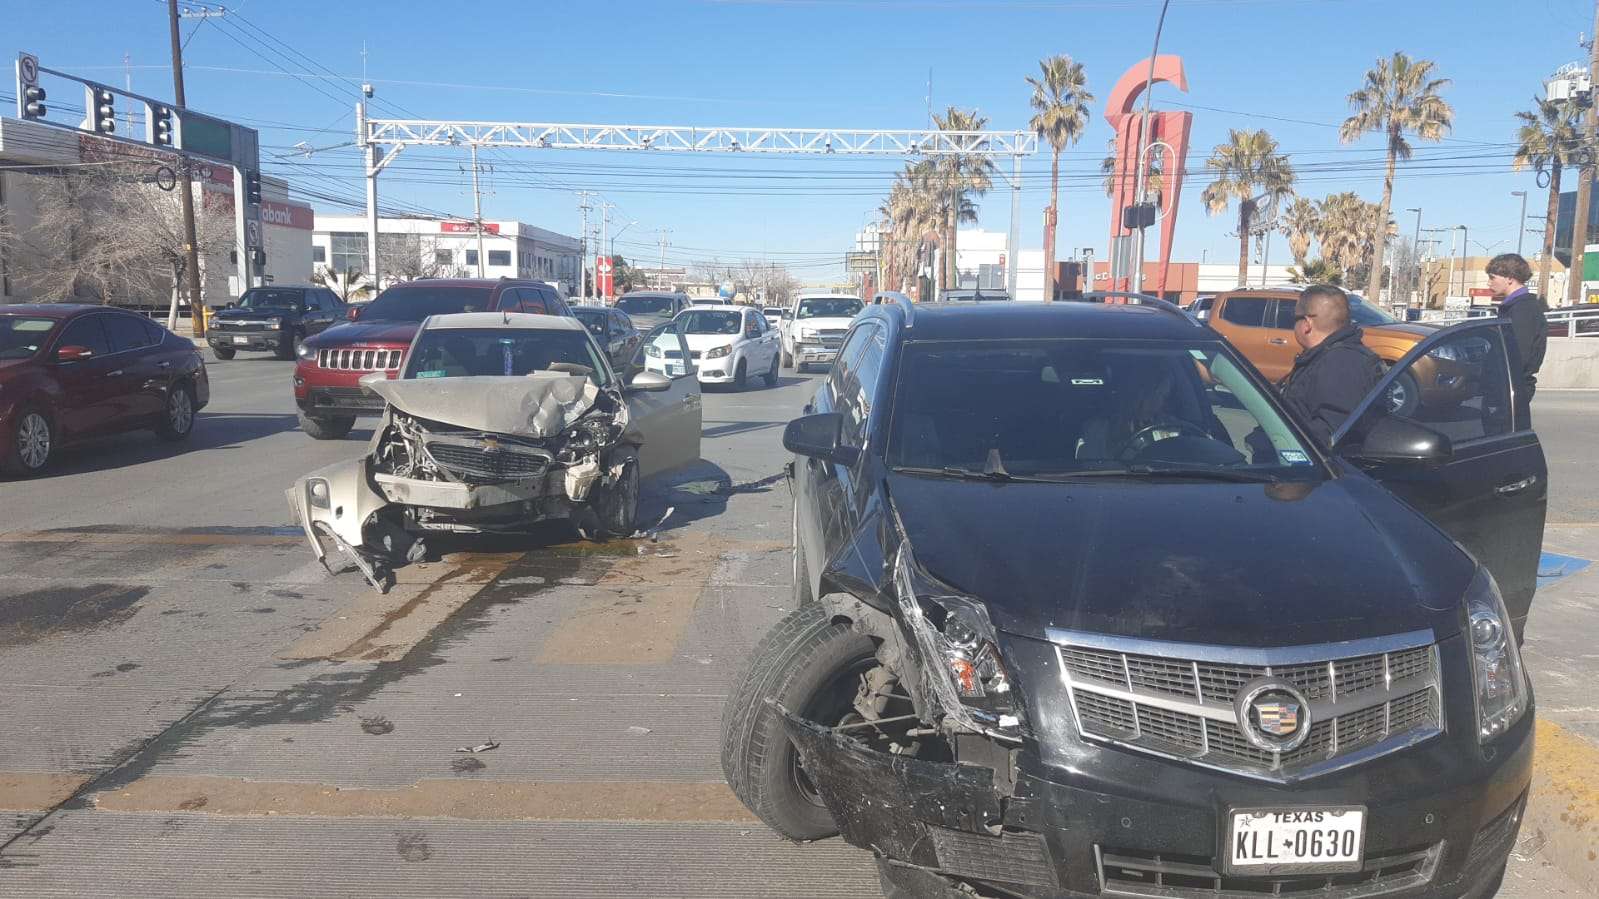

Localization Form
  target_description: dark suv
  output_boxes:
[293,278,571,439]
[207,285,346,360]
[721,298,1546,898]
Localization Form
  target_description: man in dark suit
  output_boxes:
[1486,254,1547,428]
[1278,285,1385,446]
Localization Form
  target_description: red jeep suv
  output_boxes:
[293,278,572,439]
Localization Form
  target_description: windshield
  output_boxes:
[1346,296,1398,326]
[764,308,784,316]
[403,327,608,386]
[0,316,57,361]
[888,339,1320,479]
[796,298,862,319]
[679,310,743,335]
[616,295,674,315]
[238,289,306,310]
[570,308,608,336]
[362,285,493,321]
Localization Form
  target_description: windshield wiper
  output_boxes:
[893,465,1066,484]
[1044,465,1283,483]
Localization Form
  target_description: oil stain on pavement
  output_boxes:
[0,584,149,648]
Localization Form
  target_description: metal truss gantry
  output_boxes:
[357,106,1037,294]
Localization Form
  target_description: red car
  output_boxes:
[0,304,210,476]
[293,278,572,439]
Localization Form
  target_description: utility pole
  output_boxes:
[600,202,615,301]
[656,228,672,279]
[1457,224,1468,298]
[123,52,134,135]
[1407,207,1423,307]
[1512,190,1528,256]
[576,192,594,300]
[1572,6,1599,304]
[469,143,486,278]
[167,0,205,337]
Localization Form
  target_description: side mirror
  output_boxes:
[783,412,858,465]
[347,306,362,322]
[625,369,673,393]
[55,345,93,363]
[1341,416,1452,466]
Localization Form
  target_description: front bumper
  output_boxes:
[786,702,1531,898]
[793,342,838,365]
[208,328,284,351]
[296,384,387,417]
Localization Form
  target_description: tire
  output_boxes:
[1383,364,1421,418]
[720,602,878,841]
[2,407,54,476]
[796,362,809,374]
[782,344,794,369]
[593,449,640,538]
[299,410,356,440]
[733,360,748,391]
[275,330,301,361]
[211,346,236,361]
[155,381,196,441]
[765,352,780,387]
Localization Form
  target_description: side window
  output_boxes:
[321,290,341,312]
[1221,297,1269,328]
[58,316,113,357]
[839,330,886,450]
[1343,325,1514,446]
[103,314,154,353]
[1271,300,1299,330]
[519,289,549,316]
[828,323,876,406]
[142,319,166,344]
[611,311,629,333]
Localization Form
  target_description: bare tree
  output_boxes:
[4,163,231,325]
[378,233,469,283]
[312,265,369,302]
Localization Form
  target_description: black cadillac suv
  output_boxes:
[721,296,1547,898]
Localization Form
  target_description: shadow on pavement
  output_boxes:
[23,412,306,481]
[702,420,786,440]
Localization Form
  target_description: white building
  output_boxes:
[312,216,581,297]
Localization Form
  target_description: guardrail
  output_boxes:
[1433,305,1599,337]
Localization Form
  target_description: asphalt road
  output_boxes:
[0,358,1590,897]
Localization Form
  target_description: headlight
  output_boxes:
[1465,567,1528,742]
[1428,343,1461,362]
[268,316,284,328]
[307,478,331,510]
[296,341,316,361]
[706,344,732,359]
[645,343,663,358]
[799,327,817,340]
[893,544,1026,740]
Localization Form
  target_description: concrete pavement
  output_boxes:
[0,358,1593,896]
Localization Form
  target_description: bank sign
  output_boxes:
[441,221,500,235]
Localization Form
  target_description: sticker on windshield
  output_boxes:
[1070,378,1104,386]
[1279,450,1311,465]
[416,370,448,379]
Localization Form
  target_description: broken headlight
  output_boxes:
[1465,567,1528,743]
[307,478,331,510]
[893,543,1027,741]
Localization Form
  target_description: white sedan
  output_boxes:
[673,305,780,390]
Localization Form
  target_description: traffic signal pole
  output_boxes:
[167,0,205,336]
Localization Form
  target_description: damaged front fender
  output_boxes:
[286,457,397,592]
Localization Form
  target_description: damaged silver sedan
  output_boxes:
[287,312,702,590]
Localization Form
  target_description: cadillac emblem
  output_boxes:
[1236,679,1313,753]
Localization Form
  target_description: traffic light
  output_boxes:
[21,85,46,119]
[245,171,261,205]
[152,106,173,146]
[92,87,115,135]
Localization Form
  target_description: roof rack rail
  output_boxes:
[1078,291,1198,325]
[874,291,916,327]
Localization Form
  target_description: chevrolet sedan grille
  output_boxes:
[1052,630,1442,782]
[317,348,404,371]
[424,441,550,481]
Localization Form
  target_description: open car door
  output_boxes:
[625,323,703,478]
[1331,319,1547,637]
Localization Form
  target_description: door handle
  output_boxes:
[1267,338,1288,346]
[107,369,124,377]
[158,361,172,369]
[1496,475,1537,496]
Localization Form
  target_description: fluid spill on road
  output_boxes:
[0,584,149,647]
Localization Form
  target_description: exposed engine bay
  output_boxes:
[287,371,636,592]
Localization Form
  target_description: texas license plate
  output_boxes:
[232,336,250,344]
[1227,807,1364,875]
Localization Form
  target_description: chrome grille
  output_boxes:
[317,347,404,371]
[1054,630,1442,781]
[424,442,549,481]
[819,328,846,348]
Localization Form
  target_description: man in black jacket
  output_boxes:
[1486,253,1547,428]
[1278,285,1385,445]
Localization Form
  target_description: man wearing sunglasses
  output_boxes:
[1277,284,1385,445]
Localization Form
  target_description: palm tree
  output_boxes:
[1340,52,1453,299]
[932,107,997,292]
[1513,95,1581,299]
[1280,197,1321,268]
[878,164,946,297]
[1316,192,1380,281]
[1027,55,1093,302]
[1288,257,1344,285]
[1200,129,1296,285]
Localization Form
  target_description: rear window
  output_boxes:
[616,295,674,315]
[796,297,863,319]
[360,285,493,321]
[238,288,307,310]
[0,316,57,360]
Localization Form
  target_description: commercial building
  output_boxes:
[311,216,581,298]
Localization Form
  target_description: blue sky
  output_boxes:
[7,0,1592,280]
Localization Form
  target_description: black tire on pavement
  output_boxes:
[154,381,196,441]
[276,330,300,361]
[593,449,640,538]
[782,344,794,369]
[1385,366,1421,418]
[2,406,54,477]
[720,602,877,841]
[765,353,780,387]
[733,360,748,391]
[299,411,356,440]
[211,346,236,361]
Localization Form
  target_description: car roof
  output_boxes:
[421,312,583,332]
[682,304,747,313]
[243,283,317,290]
[386,278,520,290]
[619,290,684,299]
[880,301,1208,342]
[797,294,864,302]
[0,304,107,319]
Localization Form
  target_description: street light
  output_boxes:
[1129,0,1174,295]
[610,220,638,258]
[1406,207,1422,308]
[1511,190,1528,256]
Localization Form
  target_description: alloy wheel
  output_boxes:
[17,413,51,470]
[169,388,194,435]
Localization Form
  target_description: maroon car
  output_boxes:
[0,305,210,476]
[293,278,571,439]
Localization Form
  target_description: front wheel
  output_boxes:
[782,344,794,369]
[211,346,236,361]
[299,411,356,440]
[155,382,196,441]
[765,352,780,387]
[1383,364,1421,418]
[733,359,748,391]
[592,449,640,538]
[2,408,54,476]
[275,331,301,361]
[720,602,878,841]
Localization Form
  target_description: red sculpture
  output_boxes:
[1104,56,1192,297]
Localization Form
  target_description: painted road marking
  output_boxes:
[1538,551,1593,589]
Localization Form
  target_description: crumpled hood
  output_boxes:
[886,471,1471,647]
[366,372,600,438]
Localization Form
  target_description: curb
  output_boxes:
[1527,718,1599,893]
